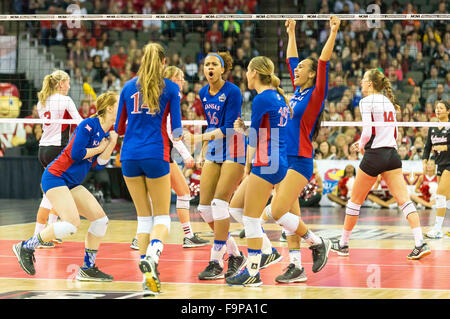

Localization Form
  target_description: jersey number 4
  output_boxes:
[384,111,394,122]
[130,92,151,114]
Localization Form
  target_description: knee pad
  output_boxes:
[88,216,109,237]
[264,205,272,220]
[198,204,213,223]
[40,195,52,210]
[242,215,263,238]
[53,221,77,239]
[176,195,191,210]
[276,212,299,234]
[436,194,447,209]
[137,216,153,234]
[229,207,244,224]
[211,198,230,221]
[346,201,361,216]
[153,215,171,233]
[400,201,416,219]
[284,227,296,236]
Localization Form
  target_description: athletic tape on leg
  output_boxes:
[137,216,153,234]
[53,221,77,239]
[176,195,191,210]
[400,201,417,219]
[229,207,244,224]
[211,198,230,221]
[346,201,361,216]
[242,215,263,238]
[198,204,213,223]
[153,215,171,233]
[88,216,109,237]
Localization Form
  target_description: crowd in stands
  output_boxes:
[7,0,450,168]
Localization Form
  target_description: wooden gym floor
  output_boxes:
[0,198,449,299]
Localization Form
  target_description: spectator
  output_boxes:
[327,164,356,207]
[110,45,128,74]
[82,60,98,83]
[422,67,445,96]
[410,51,426,73]
[426,84,449,105]
[398,144,410,160]
[69,40,89,68]
[316,141,335,160]
[90,41,110,62]
[78,99,97,119]
[206,22,222,51]
[328,75,347,102]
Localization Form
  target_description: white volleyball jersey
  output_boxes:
[38,94,83,146]
[359,94,398,150]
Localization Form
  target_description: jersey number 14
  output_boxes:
[384,111,394,122]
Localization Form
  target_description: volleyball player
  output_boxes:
[13,91,119,281]
[183,51,246,280]
[256,17,340,282]
[115,43,182,295]
[331,69,431,260]
[423,101,450,238]
[35,70,83,248]
[129,66,208,250]
[225,55,290,286]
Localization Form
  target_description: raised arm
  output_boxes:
[319,16,340,62]
[286,19,298,59]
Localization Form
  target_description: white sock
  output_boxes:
[301,229,321,246]
[411,227,424,247]
[181,222,194,238]
[340,230,352,247]
[48,213,58,225]
[34,222,46,236]
[146,240,163,264]
[226,235,240,257]
[261,231,272,254]
[289,248,302,268]
[211,241,227,268]
[247,251,262,277]
[434,216,444,230]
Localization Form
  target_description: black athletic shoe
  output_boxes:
[309,237,331,273]
[225,252,247,278]
[130,237,139,250]
[225,268,262,287]
[12,242,36,275]
[198,261,224,280]
[260,248,283,269]
[182,234,209,248]
[239,229,246,238]
[407,243,431,260]
[76,265,113,282]
[330,239,349,256]
[139,256,161,293]
[275,264,307,283]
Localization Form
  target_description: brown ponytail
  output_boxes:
[367,68,400,112]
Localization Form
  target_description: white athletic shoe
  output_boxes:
[426,228,443,239]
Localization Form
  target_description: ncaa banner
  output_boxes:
[316,160,423,206]
[0,36,16,74]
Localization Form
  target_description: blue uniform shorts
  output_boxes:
[121,159,170,179]
[41,170,79,194]
[251,164,288,185]
[287,156,314,181]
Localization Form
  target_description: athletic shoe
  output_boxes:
[182,234,209,248]
[275,264,307,283]
[225,252,247,278]
[51,238,63,244]
[225,268,262,287]
[309,237,331,273]
[12,242,36,275]
[446,231,450,237]
[407,243,431,260]
[142,274,158,297]
[330,239,349,256]
[198,261,224,280]
[139,256,161,293]
[260,247,283,269]
[279,230,287,242]
[36,241,55,249]
[425,228,443,239]
[239,229,246,238]
[76,265,113,282]
[130,237,139,250]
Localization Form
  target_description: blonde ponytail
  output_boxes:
[38,70,70,107]
[90,91,118,118]
[269,73,292,118]
[367,68,400,112]
[137,42,166,114]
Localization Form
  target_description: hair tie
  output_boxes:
[206,53,224,67]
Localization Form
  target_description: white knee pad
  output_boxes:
[447,200,450,209]
[153,215,171,233]
[284,228,296,236]
[40,195,53,210]
[346,201,361,216]
[137,216,153,234]
[176,195,191,210]
[211,198,230,221]
[88,216,109,237]
[400,201,416,219]
[53,221,77,239]
[276,212,299,234]
[435,194,447,209]
[198,205,214,223]
[242,215,263,238]
[229,207,244,224]
[264,205,272,219]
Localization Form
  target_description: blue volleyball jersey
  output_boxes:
[249,89,289,168]
[115,77,182,162]
[199,81,246,163]
[47,117,109,185]
[286,57,329,158]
